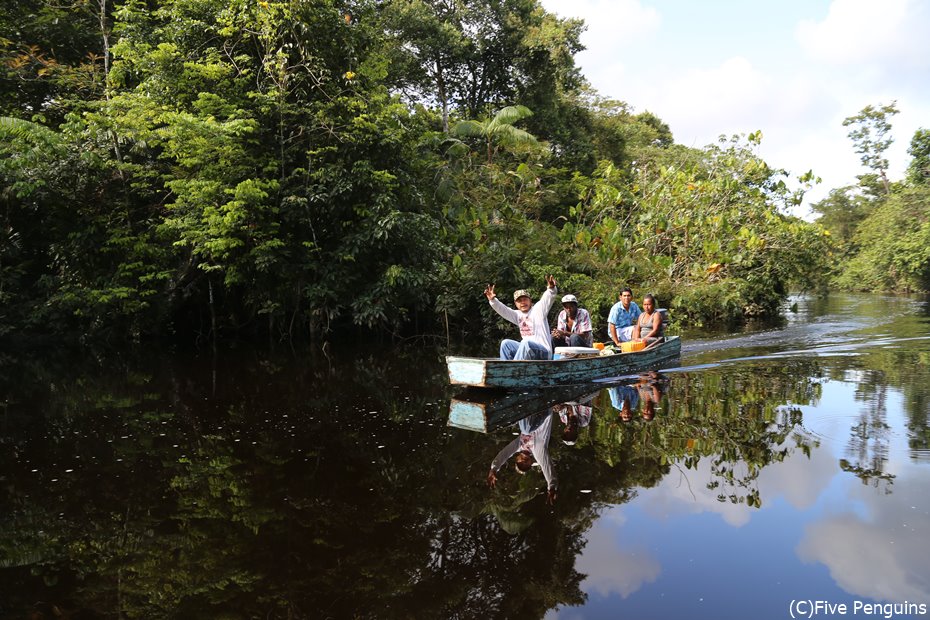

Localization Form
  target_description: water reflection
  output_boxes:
[487,409,558,506]
[460,365,821,531]
[554,398,594,446]
[3,295,930,618]
[605,371,670,423]
[797,479,930,602]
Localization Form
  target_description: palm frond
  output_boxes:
[496,125,539,148]
[0,116,63,146]
[441,138,471,159]
[451,119,484,138]
[489,105,533,129]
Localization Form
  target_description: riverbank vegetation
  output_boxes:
[0,0,925,345]
[812,104,930,293]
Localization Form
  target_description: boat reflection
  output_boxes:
[448,383,601,433]
[448,371,671,433]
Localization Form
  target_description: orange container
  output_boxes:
[620,340,645,353]
[593,342,605,350]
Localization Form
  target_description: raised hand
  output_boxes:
[545,274,557,289]
[484,283,496,301]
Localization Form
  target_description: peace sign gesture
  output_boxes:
[484,283,496,301]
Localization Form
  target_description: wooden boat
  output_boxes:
[446,336,681,388]
[448,384,601,433]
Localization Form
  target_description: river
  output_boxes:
[2,293,929,619]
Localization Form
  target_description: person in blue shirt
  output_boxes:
[607,287,641,345]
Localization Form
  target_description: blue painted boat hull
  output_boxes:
[446,336,681,388]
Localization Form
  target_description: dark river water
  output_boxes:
[3,293,930,619]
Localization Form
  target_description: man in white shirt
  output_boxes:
[484,275,558,360]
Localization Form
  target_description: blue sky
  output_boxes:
[539,0,930,214]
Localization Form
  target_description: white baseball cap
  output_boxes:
[561,294,578,304]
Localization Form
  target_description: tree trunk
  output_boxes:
[208,277,217,354]
[435,58,449,133]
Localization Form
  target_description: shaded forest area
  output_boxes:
[1,0,928,345]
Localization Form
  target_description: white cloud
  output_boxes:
[543,0,661,93]
[796,0,930,69]
[543,0,661,45]
[764,130,862,214]
[640,458,754,527]
[645,57,773,146]
[537,0,930,210]
[758,437,840,509]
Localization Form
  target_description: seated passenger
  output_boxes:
[607,287,641,345]
[632,294,664,345]
[551,294,594,349]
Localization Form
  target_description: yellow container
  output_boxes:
[620,340,645,353]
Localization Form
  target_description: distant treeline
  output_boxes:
[810,103,930,294]
[1,0,926,344]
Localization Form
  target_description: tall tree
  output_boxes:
[835,187,930,293]
[0,0,110,122]
[380,0,584,128]
[842,101,899,196]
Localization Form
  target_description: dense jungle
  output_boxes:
[1,0,929,346]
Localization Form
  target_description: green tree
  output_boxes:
[557,133,831,324]
[378,0,591,174]
[835,187,930,292]
[810,185,873,256]
[906,128,930,186]
[0,0,841,343]
[842,101,899,196]
[579,95,674,168]
[0,0,107,121]
[95,0,444,335]
[381,0,583,121]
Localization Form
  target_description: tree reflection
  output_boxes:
[586,363,821,509]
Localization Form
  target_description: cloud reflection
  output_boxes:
[797,477,930,601]
[575,513,661,598]
[638,439,837,526]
